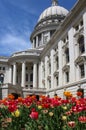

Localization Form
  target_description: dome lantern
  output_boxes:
[52,0,58,6]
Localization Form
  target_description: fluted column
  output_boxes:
[68,28,75,82]
[51,49,55,88]
[13,63,17,85]
[21,61,26,87]
[76,65,80,81]
[45,56,48,89]
[58,40,63,86]
[32,39,35,48]
[41,33,43,45]
[36,36,38,48]
[38,63,41,88]
[74,37,79,59]
[9,65,12,84]
[33,63,37,88]
[83,12,86,52]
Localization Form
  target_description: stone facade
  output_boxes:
[0,0,86,98]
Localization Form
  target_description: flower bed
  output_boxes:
[0,92,86,130]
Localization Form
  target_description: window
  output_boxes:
[56,76,59,86]
[65,48,69,63]
[49,62,51,74]
[79,64,85,78]
[26,74,28,82]
[30,85,33,89]
[0,74,4,83]
[66,71,69,83]
[78,36,85,54]
[44,35,48,43]
[31,66,33,70]
[25,85,28,89]
[56,57,59,69]
[26,67,28,70]
[30,73,33,82]
[75,25,79,31]
[3,67,5,71]
[80,20,83,26]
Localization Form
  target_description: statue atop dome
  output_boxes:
[52,0,58,6]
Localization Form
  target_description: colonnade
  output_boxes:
[9,61,38,88]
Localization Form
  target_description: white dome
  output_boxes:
[38,5,69,22]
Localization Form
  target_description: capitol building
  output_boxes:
[0,0,86,98]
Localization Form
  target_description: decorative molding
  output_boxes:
[75,55,86,65]
[47,75,51,80]
[53,71,59,77]
[62,64,70,71]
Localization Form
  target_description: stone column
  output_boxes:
[21,61,26,87]
[68,28,75,82]
[51,49,55,88]
[45,56,48,89]
[38,62,41,88]
[36,36,38,48]
[83,12,86,53]
[84,62,86,78]
[41,33,43,45]
[13,63,17,85]
[74,38,79,59]
[32,39,35,48]
[9,65,12,84]
[58,40,63,86]
[76,65,80,81]
[40,61,44,88]
[33,63,37,88]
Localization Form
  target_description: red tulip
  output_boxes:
[30,111,38,120]
[68,121,76,128]
[78,116,86,123]
[8,104,17,112]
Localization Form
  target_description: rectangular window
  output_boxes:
[66,71,69,82]
[56,57,59,69]
[49,63,51,74]
[79,64,85,78]
[3,67,5,70]
[30,85,33,89]
[56,76,59,86]
[75,25,79,31]
[26,74,28,82]
[25,85,28,89]
[30,73,33,82]
[80,20,83,26]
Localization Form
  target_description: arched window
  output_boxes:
[0,74,4,84]
[78,35,85,54]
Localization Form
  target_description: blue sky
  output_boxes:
[0,0,77,56]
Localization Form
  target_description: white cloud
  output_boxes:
[0,33,31,56]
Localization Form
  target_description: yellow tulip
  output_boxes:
[38,105,42,109]
[49,112,54,116]
[62,116,67,121]
[12,109,20,117]
[15,109,20,117]
[62,106,67,110]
